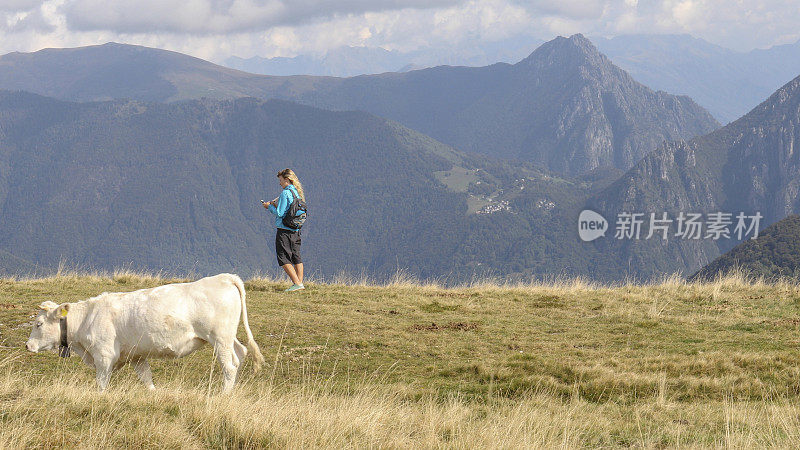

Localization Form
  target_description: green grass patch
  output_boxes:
[3,274,800,445]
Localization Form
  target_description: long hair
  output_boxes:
[278,168,305,202]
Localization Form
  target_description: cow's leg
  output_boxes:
[93,356,114,392]
[231,339,248,383]
[213,342,238,393]
[133,359,156,390]
[233,339,247,368]
[90,343,119,392]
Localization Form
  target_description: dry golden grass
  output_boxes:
[1,269,800,447]
[3,354,800,449]
[2,355,800,448]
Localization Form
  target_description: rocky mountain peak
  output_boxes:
[516,33,608,72]
[588,66,800,279]
[748,74,800,118]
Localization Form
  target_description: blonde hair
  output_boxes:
[278,168,305,202]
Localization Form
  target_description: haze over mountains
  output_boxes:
[594,34,800,124]
[0,34,718,176]
[225,35,545,77]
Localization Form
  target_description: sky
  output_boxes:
[1,0,799,63]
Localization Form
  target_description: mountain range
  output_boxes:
[0,34,797,281]
[224,35,545,77]
[0,35,718,177]
[587,72,800,278]
[594,34,800,124]
[222,34,800,125]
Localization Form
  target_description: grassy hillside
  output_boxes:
[692,215,800,281]
[2,272,800,446]
[0,91,630,282]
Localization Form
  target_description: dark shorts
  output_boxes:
[275,228,302,266]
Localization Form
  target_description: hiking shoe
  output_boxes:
[284,284,305,292]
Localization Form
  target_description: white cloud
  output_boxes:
[61,0,464,34]
[517,0,606,20]
[0,0,798,63]
[671,0,699,26]
[0,0,45,12]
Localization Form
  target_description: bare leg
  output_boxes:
[281,264,301,285]
[133,359,156,390]
[295,263,304,284]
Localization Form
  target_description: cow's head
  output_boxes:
[26,301,69,352]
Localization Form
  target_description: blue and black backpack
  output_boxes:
[282,188,307,230]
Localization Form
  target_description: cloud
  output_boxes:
[515,0,606,20]
[0,0,46,12]
[0,0,799,64]
[5,8,56,32]
[597,0,800,50]
[61,0,465,34]
[0,0,58,34]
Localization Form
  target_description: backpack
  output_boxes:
[282,187,307,230]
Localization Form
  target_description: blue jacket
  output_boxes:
[268,184,301,231]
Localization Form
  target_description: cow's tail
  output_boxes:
[233,275,265,372]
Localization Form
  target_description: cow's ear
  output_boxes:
[55,303,70,318]
[39,301,58,311]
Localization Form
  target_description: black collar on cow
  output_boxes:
[59,316,70,358]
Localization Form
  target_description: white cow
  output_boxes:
[26,273,265,392]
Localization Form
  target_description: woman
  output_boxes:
[262,168,306,292]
